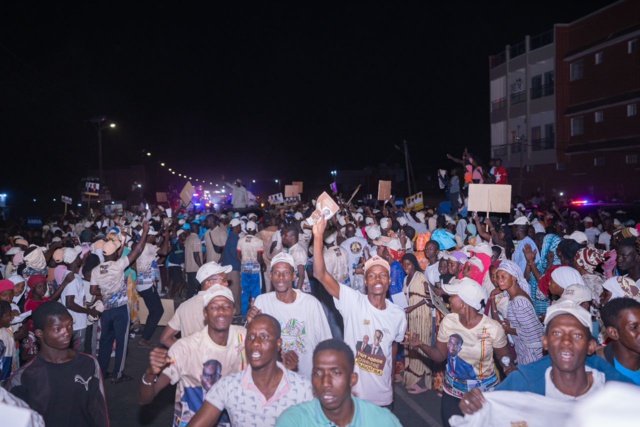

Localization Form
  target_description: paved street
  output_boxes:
[103,323,444,427]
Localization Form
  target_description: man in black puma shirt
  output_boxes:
[7,302,109,427]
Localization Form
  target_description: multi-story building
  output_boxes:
[489,0,640,201]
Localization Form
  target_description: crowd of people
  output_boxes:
[0,186,640,426]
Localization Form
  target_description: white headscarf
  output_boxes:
[497,260,531,296]
[24,247,46,271]
[551,266,586,289]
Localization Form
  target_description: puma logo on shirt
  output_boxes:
[75,374,92,391]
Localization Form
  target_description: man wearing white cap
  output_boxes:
[59,246,98,352]
[90,222,150,383]
[140,284,246,426]
[237,220,265,317]
[313,217,407,408]
[460,300,633,418]
[582,216,600,246]
[247,252,331,380]
[160,261,233,348]
[282,225,311,293]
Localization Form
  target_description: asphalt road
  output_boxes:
[104,322,444,426]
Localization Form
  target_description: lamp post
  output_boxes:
[89,116,116,201]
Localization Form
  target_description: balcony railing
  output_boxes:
[491,97,507,112]
[510,41,526,59]
[529,30,554,51]
[531,137,555,151]
[530,84,554,100]
[510,90,527,105]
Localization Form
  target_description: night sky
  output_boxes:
[0,1,617,211]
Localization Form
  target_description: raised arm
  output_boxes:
[127,222,150,265]
[312,216,341,299]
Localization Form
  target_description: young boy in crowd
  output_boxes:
[7,302,109,427]
[0,299,15,380]
[598,297,640,385]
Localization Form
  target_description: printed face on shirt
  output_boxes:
[246,316,282,370]
[374,330,383,346]
[36,314,74,351]
[542,314,596,374]
[270,262,295,293]
[312,349,358,412]
[447,335,462,357]
[203,296,234,333]
[609,307,640,355]
[201,360,222,392]
[364,265,390,297]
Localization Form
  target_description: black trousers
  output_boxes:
[138,286,164,341]
[186,272,200,299]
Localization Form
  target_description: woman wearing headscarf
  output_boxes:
[401,253,433,394]
[490,260,544,365]
[600,276,640,305]
[523,234,562,315]
[574,247,608,301]
[405,277,511,427]
[549,266,586,298]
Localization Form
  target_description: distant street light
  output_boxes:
[146,152,151,157]
[89,116,116,202]
[161,163,165,167]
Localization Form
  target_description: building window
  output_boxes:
[595,111,604,123]
[595,52,604,64]
[626,154,638,164]
[571,116,584,136]
[628,103,637,117]
[594,157,605,166]
[629,39,637,54]
[570,60,584,81]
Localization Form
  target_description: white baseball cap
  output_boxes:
[564,231,588,244]
[196,261,232,283]
[509,217,530,226]
[544,300,593,333]
[202,284,234,306]
[246,221,257,231]
[271,252,296,269]
[558,284,593,305]
[230,218,242,228]
[442,277,485,310]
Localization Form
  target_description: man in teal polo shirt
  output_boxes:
[276,339,401,427]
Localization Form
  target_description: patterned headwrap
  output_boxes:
[575,247,609,274]
[602,276,640,302]
[497,259,531,296]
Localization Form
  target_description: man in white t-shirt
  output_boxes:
[313,217,407,407]
[60,247,99,352]
[90,222,150,383]
[160,261,233,348]
[582,217,600,246]
[203,215,227,264]
[139,284,245,427]
[246,252,332,379]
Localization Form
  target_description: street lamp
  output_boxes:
[89,116,116,201]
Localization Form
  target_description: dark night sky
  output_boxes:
[0,1,617,208]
